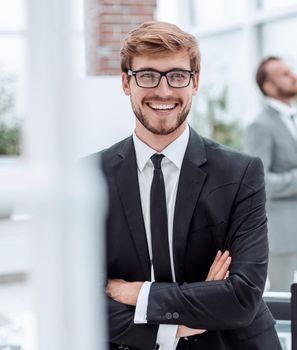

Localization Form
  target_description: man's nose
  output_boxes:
[155,75,173,95]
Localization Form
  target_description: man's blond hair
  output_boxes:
[120,21,201,73]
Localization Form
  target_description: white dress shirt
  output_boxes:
[266,97,297,140]
[132,124,190,350]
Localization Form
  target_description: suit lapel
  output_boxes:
[173,128,208,281]
[115,137,151,280]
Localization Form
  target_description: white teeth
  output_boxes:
[148,103,176,110]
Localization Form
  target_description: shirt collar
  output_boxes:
[133,124,190,172]
[266,97,297,116]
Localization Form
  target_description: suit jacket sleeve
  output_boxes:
[108,297,158,348]
[145,157,268,330]
[244,122,297,199]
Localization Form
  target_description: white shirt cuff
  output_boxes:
[156,324,179,350]
[134,281,152,324]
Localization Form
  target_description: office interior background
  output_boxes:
[0,0,297,349]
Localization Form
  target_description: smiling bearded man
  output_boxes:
[89,21,282,350]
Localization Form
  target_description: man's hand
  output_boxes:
[206,250,231,281]
[176,325,206,338]
[106,279,143,306]
[177,250,231,338]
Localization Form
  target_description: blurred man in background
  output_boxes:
[244,56,297,292]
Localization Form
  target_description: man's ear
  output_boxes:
[263,81,276,97]
[122,72,131,96]
[192,73,200,96]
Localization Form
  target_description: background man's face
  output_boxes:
[265,60,297,99]
[122,51,199,136]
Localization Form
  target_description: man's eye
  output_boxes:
[169,72,187,80]
[140,72,158,79]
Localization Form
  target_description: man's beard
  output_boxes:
[277,86,297,99]
[131,98,191,135]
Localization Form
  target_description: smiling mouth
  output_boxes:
[146,102,178,111]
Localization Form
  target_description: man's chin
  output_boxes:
[145,121,185,136]
[149,127,176,136]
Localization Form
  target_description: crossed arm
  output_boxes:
[106,250,231,338]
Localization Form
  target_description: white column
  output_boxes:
[25,0,106,349]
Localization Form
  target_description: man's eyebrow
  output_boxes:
[133,67,156,71]
[133,67,190,71]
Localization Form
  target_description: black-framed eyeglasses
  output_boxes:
[127,69,195,88]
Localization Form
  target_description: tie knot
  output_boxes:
[151,154,164,169]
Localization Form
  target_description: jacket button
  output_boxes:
[165,312,172,319]
[172,312,179,319]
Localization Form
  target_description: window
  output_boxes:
[0,0,26,155]
[262,16,297,67]
[262,0,297,10]
[192,0,249,28]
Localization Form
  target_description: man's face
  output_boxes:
[122,51,199,136]
[265,60,297,100]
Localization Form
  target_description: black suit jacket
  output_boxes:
[99,127,281,350]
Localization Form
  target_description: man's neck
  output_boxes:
[266,97,297,116]
[135,122,187,152]
[270,96,293,106]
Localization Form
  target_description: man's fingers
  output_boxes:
[211,250,230,275]
[214,256,231,280]
[212,250,222,266]
[211,252,231,280]
[206,250,231,281]
[177,325,206,338]
[206,250,222,280]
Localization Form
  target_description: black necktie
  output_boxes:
[150,154,173,282]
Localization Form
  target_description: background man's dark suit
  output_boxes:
[99,127,280,350]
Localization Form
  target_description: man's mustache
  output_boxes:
[143,95,182,104]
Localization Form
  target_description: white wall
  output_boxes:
[74,76,134,158]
